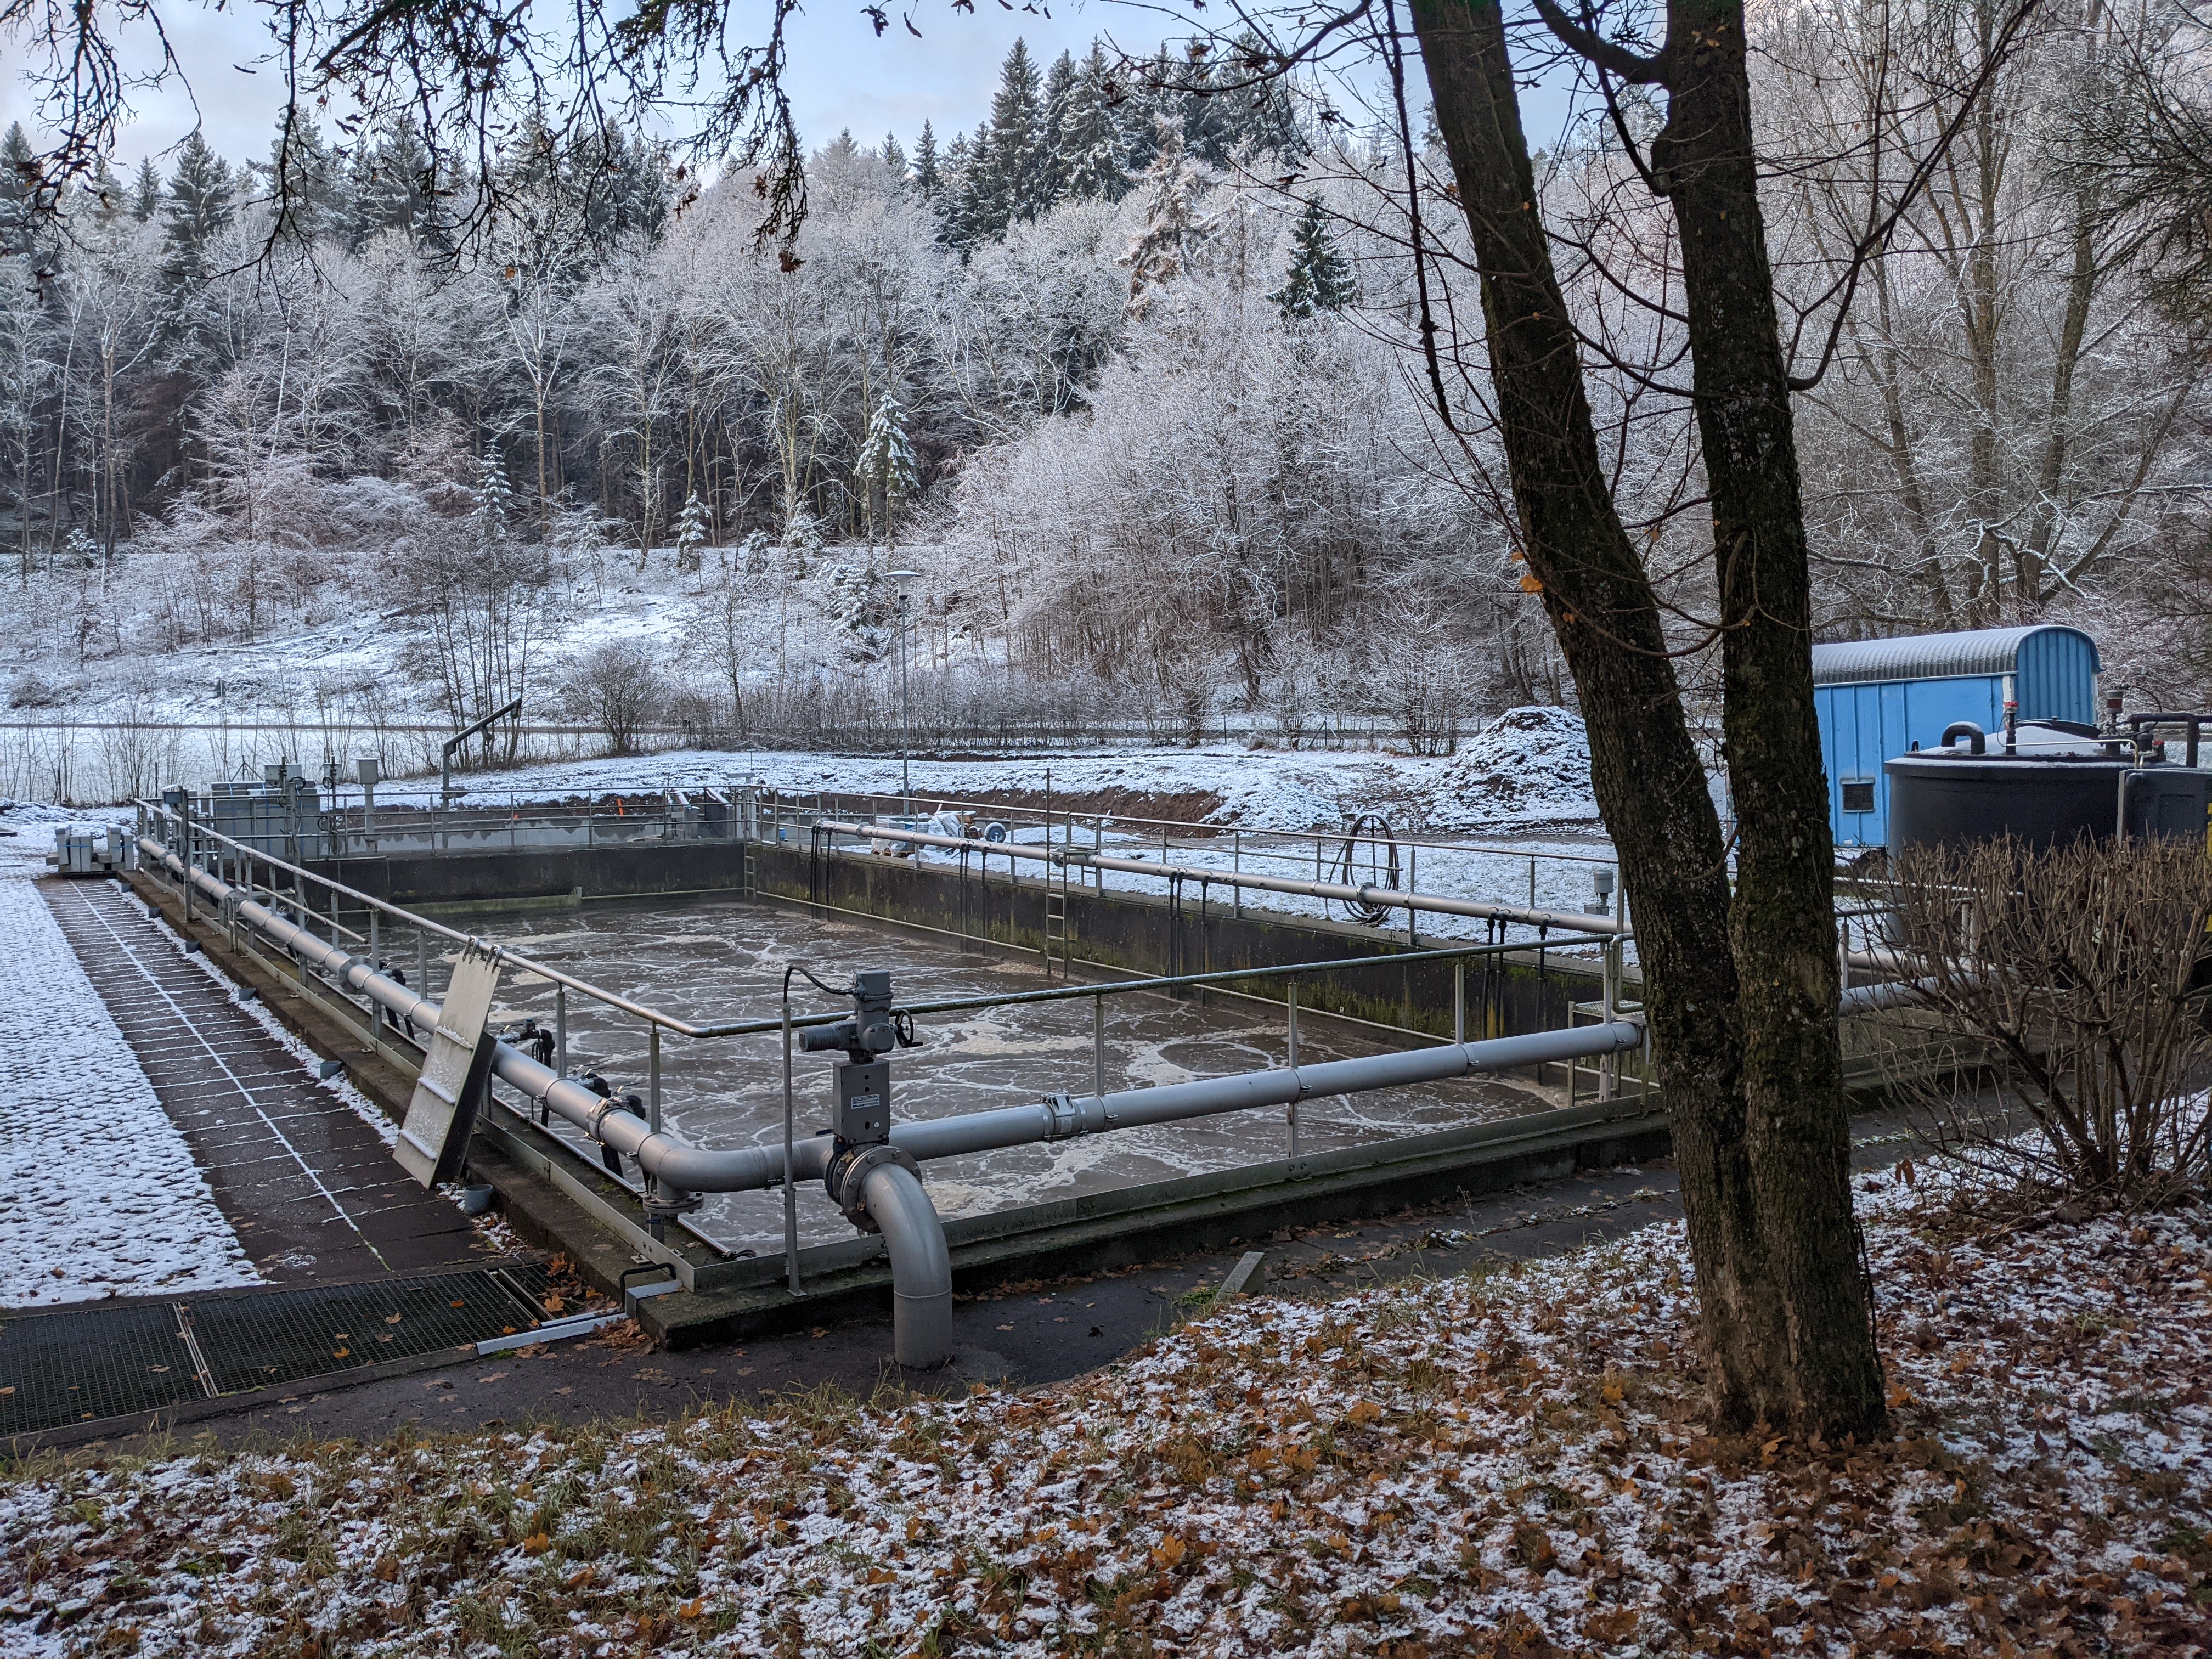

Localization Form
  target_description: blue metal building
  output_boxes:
[1811,624,2102,847]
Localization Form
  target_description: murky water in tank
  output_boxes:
[445,895,1565,1250]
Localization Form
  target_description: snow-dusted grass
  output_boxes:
[3,1165,2205,1655]
[0,847,259,1308]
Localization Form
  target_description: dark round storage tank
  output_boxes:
[1885,752,2129,854]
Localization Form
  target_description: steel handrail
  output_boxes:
[140,801,1618,1043]
[820,817,1632,936]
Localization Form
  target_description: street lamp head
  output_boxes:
[887,568,921,597]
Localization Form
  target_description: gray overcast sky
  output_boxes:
[0,0,1179,172]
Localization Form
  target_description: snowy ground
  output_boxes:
[0,840,259,1310]
[2,1160,2205,1656]
[392,704,1610,837]
[312,716,1632,933]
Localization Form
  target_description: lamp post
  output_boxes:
[887,568,919,816]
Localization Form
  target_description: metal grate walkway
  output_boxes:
[0,1263,555,1438]
[42,878,484,1280]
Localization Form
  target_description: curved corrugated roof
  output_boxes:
[1810,625,2100,686]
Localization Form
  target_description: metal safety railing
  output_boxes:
[131,794,1647,1346]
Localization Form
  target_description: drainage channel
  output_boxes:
[0,1262,573,1441]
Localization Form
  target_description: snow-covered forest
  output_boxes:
[1,1,2208,760]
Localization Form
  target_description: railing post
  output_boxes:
[180,798,194,926]
[1286,978,1300,1159]
[1094,992,1106,1105]
[556,985,568,1080]
[1454,958,1466,1047]
[781,994,803,1296]
[647,1022,664,1237]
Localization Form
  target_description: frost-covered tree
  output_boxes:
[267,109,354,246]
[911,122,943,201]
[1268,195,1354,319]
[157,133,236,360]
[674,489,709,571]
[1122,117,1212,317]
[854,390,918,548]
[474,443,515,552]
[127,159,161,223]
[1058,46,1130,203]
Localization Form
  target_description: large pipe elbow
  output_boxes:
[864,1161,953,1368]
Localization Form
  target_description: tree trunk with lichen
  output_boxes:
[1408,0,1885,1437]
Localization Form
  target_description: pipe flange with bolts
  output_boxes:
[641,1183,703,1223]
[825,1142,923,1233]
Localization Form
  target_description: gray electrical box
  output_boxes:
[835,1060,891,1144]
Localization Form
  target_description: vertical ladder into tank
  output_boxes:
[1043,826,1071,980]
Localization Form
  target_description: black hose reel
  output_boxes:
[1331,812,1403,928]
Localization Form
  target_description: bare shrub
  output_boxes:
[562,641,667,756]
[1879,835,2212,1208]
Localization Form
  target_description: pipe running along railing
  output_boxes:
[134,802,1650,1368]
[133,800,1663,1362]
[138,800,1946,1362]
[818,818,1630,938]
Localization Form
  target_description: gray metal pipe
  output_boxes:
[821,818,1627,936]
[890,1019,1647,1165]
[140,835,808,1197]
[1838,976,1944,1015]
[864,1162,954,1367]
[136,831,1631,1372]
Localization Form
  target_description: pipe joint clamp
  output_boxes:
[1044,1091,1084,1141]
[823,1142,921,1233]
[587,1098,625,1143]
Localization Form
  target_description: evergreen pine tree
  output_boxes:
[129,158,162,222]
[1228,31,1306,162]
[268,110,352,245]
[353,118,442,251]
[1179,44,1239,170]
[911,122,942,200]
[1121,116,1212,317]
[949,127,992,248]
[1268,195,1355,319]
[475,443,515,552]
[1057,46,1129,203]
[567,126,670,253]
[1038,51,1077,207]
[0,126,38,255]
[855,391,919,546]
[881,132,908,188]
[674,490,709,571]
[973,38,1048,235]
[159,132,236,354]
[1120,49,1178,173]
[87,159,126,229]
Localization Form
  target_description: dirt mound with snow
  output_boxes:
[1429,706,1599,830]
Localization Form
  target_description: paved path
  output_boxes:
[41,879,487,1283]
